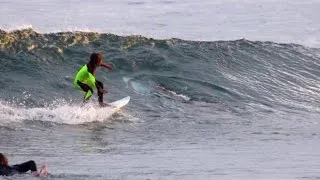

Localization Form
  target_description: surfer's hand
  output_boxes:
[100,63,113,70]
[98,87,107,94]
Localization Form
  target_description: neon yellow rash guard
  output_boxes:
[74,65,96,89]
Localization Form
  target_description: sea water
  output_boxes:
[0,0,320,179]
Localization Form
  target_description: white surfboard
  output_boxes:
[108,96,130,110]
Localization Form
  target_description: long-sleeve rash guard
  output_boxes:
[74,65,96,89]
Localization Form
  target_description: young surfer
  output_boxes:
[74,52,113,106]
[0,153,48,177]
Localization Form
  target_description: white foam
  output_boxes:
[0,24,33,32]
[0,100,121,125]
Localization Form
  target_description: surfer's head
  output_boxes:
[89,52,103,66]
[0,153,8,167]
[88,52,103,73]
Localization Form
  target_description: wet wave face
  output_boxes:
[1,29,320,141]
[1,29,320,113]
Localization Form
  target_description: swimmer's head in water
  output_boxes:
[0,153,8,167]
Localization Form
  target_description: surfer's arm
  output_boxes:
[100,63,113,70]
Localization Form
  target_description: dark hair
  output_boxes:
[87,53,103,74]
[0,153,8,167]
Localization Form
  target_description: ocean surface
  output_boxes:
[0,1,320,180]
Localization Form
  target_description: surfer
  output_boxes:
[0,153,47,176]
[74,52,113,106]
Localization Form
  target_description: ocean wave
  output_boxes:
[1,28,320,114]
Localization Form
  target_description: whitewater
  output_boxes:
[0,0,320,179]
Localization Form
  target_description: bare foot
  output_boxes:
[99,102,110,107]
[39,164,48,176]
[32,171,40,177]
